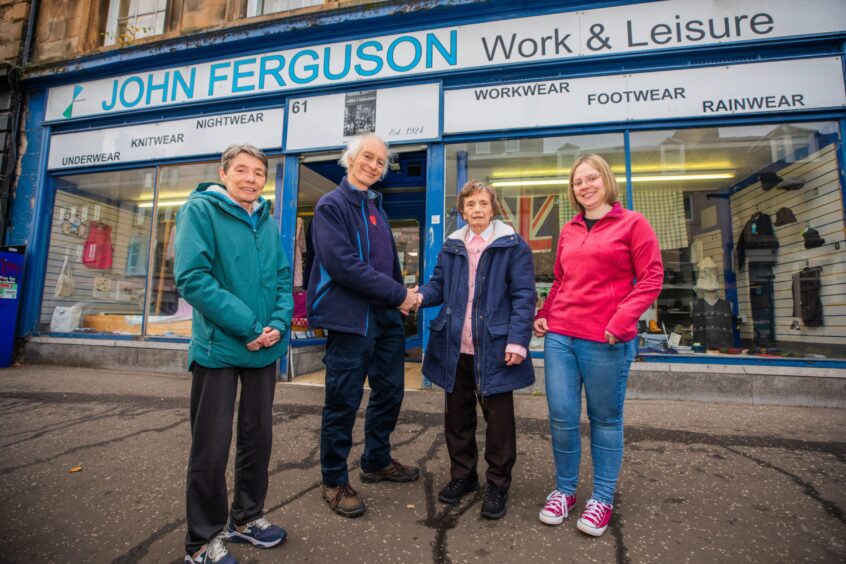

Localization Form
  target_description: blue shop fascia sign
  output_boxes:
[44,0,846,123]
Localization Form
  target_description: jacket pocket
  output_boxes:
[428,316,447,331]
[426,312,450,380]
[486,322,509,372]
[207,326,216,360]
[486,323,509,337]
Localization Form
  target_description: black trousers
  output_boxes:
[185,363,277,554]
[444,353,516,490]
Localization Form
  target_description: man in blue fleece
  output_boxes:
[307,134,420,518]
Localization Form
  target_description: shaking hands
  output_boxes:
[398,286,424,315]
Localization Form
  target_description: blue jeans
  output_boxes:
[544,333,635,506]
[320,306,406,486]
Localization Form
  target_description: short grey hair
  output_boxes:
[220,143,268,173]
[338,134,395,180]
[457,179,503,217]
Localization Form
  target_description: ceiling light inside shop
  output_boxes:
[138,193,276,208]
[488,161,737,178]
[490,172,734,188]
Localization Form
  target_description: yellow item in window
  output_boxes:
[648,319,661,334]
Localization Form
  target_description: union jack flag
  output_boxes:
[500,195,558,252]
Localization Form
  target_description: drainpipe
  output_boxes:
[0,0,39,243]
[22,0,39,67]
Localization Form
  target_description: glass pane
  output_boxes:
[148,158,284,337]
[137,0,158,15]
[445,134,626,351]
[630,122,845,360]
[391,219,420,337]
[292,154,339,342]
[41,169,155,335]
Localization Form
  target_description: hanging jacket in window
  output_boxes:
[736,212,778,269]
[793,267,824,327]
[82,221,113,270]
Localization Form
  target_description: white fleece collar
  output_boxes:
[447,219,515,243]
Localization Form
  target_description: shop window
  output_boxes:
[41,169,155,335]
[103,0,168,46]
[445,134,626,352]
[247,0,324,17]
[40,157,284,338]
[145,158,283,337]
[630,122,844,360]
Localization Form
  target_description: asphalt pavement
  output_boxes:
[0,364,844,563]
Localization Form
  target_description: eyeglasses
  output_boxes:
[572,174,602,189]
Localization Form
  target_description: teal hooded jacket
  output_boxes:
[174,182,292,369]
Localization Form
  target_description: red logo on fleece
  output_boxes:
[369,215,377,226]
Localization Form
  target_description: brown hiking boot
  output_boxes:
[322,483,366,518]
[359,458,421,483]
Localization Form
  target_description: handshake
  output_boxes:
[398,285,425,315]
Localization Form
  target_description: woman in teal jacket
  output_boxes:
[174,145,292,563]
[175,182,292,369]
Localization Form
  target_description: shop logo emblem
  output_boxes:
[62,85,85,119]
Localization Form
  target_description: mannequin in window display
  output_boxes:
[691,257,733,350]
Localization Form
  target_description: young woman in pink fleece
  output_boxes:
[534,154,663,537]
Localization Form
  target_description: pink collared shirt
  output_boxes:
[460,224,528,360]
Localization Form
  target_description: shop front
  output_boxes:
[9,0,846,387]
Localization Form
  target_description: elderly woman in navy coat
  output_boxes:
[416,179,536,520]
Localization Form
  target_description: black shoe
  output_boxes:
[438,477,480,504]
[480,483,508,519]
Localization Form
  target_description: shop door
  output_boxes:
[296,148,427,354]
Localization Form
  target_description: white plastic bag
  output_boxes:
[54,256,75,298]
[50,305,82,332]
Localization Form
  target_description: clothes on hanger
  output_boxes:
[303,218,315,289]
[736,212,778,269]
[792,267,824,327]
[749,263,775,346]
[125,233,148,277]
[82,220,113,270]
[294,217,306,288]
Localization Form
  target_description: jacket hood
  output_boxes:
[189,182,267,217]
[446,220,516,245]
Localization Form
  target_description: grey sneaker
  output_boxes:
[185,535,237,564]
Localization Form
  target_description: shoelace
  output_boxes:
[446,478,466,490]
[333,483,358,504]
[206,535,229,562]
[543,492,566,514]
[581,499,609,525]
[245,515,271,531]
[484,487,502,503]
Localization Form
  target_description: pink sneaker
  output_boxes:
[538,490,576,525]
[577,498,613,536]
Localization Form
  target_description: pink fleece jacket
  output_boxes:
[536,202,664,343]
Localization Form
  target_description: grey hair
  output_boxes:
[220,143,268,173]
[338,134,395,180]
[457,179,503,217]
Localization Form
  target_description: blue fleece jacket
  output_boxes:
[306,177,407,335]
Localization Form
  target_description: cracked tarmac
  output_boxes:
[0,364,844,563]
